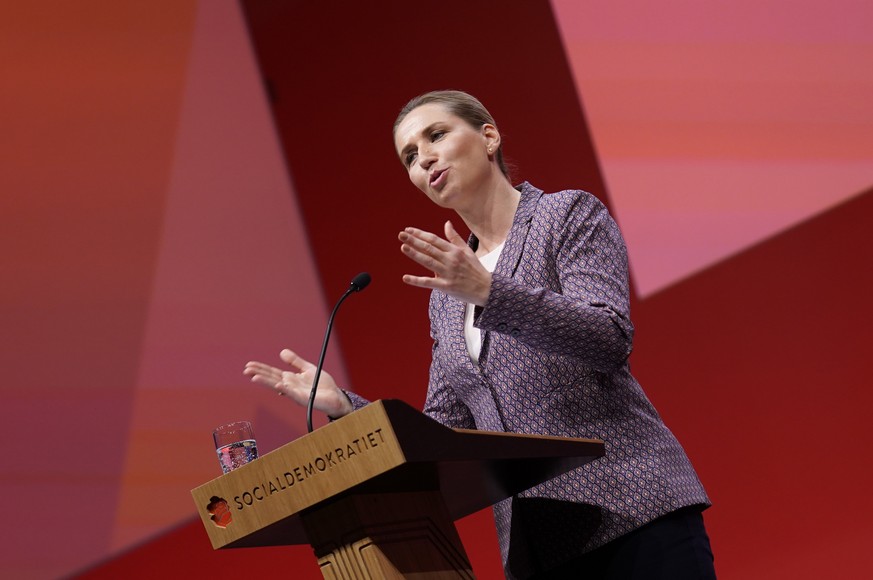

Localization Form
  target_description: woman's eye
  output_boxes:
[405,151,418,167]
[431,130,445,141]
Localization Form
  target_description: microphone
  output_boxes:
[307,272,371,433]
[349,271,371,292]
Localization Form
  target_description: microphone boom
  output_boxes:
[306,272,371,432]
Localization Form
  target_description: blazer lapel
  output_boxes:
[493,182,541,279]
[477,182,542,365]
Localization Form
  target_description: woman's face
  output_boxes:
[394,103,497,210]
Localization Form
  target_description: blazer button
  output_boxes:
[497,322,508,332]
[510,328,521,338]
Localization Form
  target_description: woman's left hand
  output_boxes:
[399,220,492,306]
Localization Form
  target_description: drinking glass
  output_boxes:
[213,420,258,474]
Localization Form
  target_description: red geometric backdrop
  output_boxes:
[1,1,870,578]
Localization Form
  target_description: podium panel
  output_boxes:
[192,399,604,578]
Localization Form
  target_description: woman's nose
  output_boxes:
[418,146,437,169]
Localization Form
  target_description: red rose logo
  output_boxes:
[206,496,232,528]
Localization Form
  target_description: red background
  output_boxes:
[1,1,871,578]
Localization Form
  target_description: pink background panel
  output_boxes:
[112,0,347,551]
[552,0,873,295]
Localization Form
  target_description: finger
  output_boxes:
[402,273,441,290]
[244,360,279,372]
[444,220,466,246]
[398,230,438,255]
[399,231,452,270]
[402,227,453,252]
[244,362,281,381]
[246,368,283,389]
[400,241,445,273]
[279,349,316,372]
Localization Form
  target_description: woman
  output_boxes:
[245,90,716,579]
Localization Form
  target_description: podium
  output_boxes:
[191,400,604,578]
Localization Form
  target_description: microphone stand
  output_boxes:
[307,273,370,433]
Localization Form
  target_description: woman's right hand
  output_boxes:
[243,349,353,419]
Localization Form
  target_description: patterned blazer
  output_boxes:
[348,182,709,578]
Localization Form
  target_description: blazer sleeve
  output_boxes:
[422,300,477,429]
[341,388,371,412]
[474,193,634,372]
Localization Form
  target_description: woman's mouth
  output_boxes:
[430,168,448,189]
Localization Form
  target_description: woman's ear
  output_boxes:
[482,123,501,154]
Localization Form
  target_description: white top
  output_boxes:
[464,241,505,364]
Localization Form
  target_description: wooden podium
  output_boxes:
[191,400,604,578]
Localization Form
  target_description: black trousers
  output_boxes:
[532,507,716,579]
